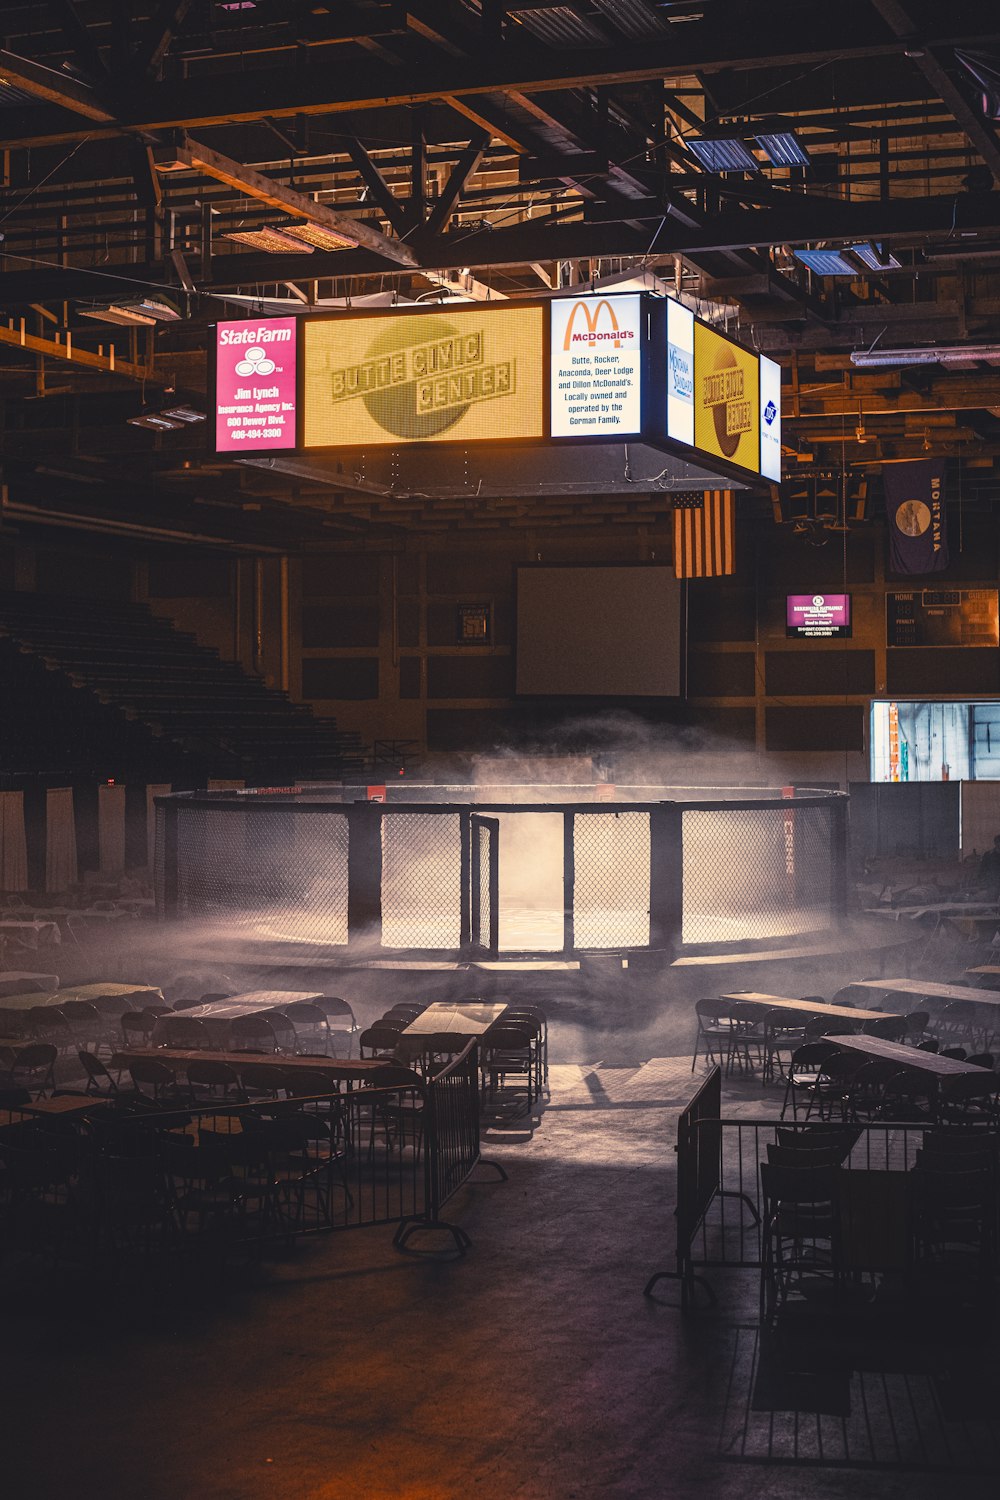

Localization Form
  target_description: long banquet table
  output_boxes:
[848,977,1000,1008]
[720,992,896,1024]
[111,1048,409,1090]
[831,1033,990,1077]
[402,1001,508,1036]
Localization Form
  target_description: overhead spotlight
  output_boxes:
[222,226,315,253]
[686,134,760,174]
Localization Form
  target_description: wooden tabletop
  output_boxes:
[403,1001,508,1036]
[720,993,893,1024]
[174,998,288,1021]
[57,982,163,1003]
[849,978,1000,1005]
[111,1048,402,1080]
[833,1034,991,1076]
[11,1094,114,1117]
[0,972,59,998]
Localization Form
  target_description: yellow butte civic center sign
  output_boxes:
[302,306,545,447]
[693,322,760,472]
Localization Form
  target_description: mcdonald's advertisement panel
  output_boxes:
[301,305,545,447]
[693,322,760,474]
[549,294,642,438]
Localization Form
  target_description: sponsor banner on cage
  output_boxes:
[549,293,642,437]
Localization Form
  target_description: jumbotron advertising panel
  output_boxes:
[302,305,545,447]
[549,293,642,437]
[214,318,297,451]
[211,298,780,478]
[693,321,760,474]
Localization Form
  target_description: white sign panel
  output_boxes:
[759,353,782,481]
[550,294,642,437]
[666,298,694,446]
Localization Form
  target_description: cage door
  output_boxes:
[469,814,499,956]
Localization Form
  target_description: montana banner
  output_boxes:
[672,490,735,578]
[884,459,948,574]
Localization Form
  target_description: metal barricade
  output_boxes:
[646,1078,998,1308]
[0,1056,497,1271]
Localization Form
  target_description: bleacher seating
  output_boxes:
[0,591,364,781]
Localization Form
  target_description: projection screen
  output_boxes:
[516,566,682,696]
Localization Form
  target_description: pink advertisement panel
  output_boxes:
[215,318,297,451]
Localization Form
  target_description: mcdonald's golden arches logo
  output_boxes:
[562,298,634,351]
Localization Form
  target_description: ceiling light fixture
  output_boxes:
[79,303,157,327]
[127,413,184,431]
[160,405,206,423]
[77,294,180,326]
[279,220,359,251]
[851,343,1000,367]
[222,226,314,253]
[848,241,902,271]
[686,134,760,174]
[792,248,862,276]
[754,129,810,168]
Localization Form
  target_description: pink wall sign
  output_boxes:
[786,593,851,637]
[215,318,297,451]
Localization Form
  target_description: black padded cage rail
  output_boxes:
[154,789,848,960]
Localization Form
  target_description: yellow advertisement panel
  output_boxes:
[302,305,545,447]
[693,322,760,473]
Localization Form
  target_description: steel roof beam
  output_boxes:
[3,20,991,149]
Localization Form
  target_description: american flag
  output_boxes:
[672,489,736,578]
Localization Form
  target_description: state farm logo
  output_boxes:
[563,298,634,349]
[702,344,752,458]
[234,346,277,377]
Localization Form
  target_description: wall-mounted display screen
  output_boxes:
[787,594,851,638]
[549,293,642,437]
[759,353,782,482]
[214,318,297,451]
[516,565,681,696]
[666,298,695,447]
[693,321,760,473]
[301,305,545,447]
[887,589,999,647]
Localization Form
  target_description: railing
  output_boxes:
[645,1087,998,1309]
[396,1039,507,1254]
[0,1064,500,1273]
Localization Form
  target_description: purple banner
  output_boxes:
[884,459,948,575]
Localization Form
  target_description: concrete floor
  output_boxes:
[4,927,1000,1498]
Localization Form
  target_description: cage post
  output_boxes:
[563,810,575,956]
[830,794,849,922]
[649,804,683,955]
[158,796,178,918]
[347,801,383,946]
